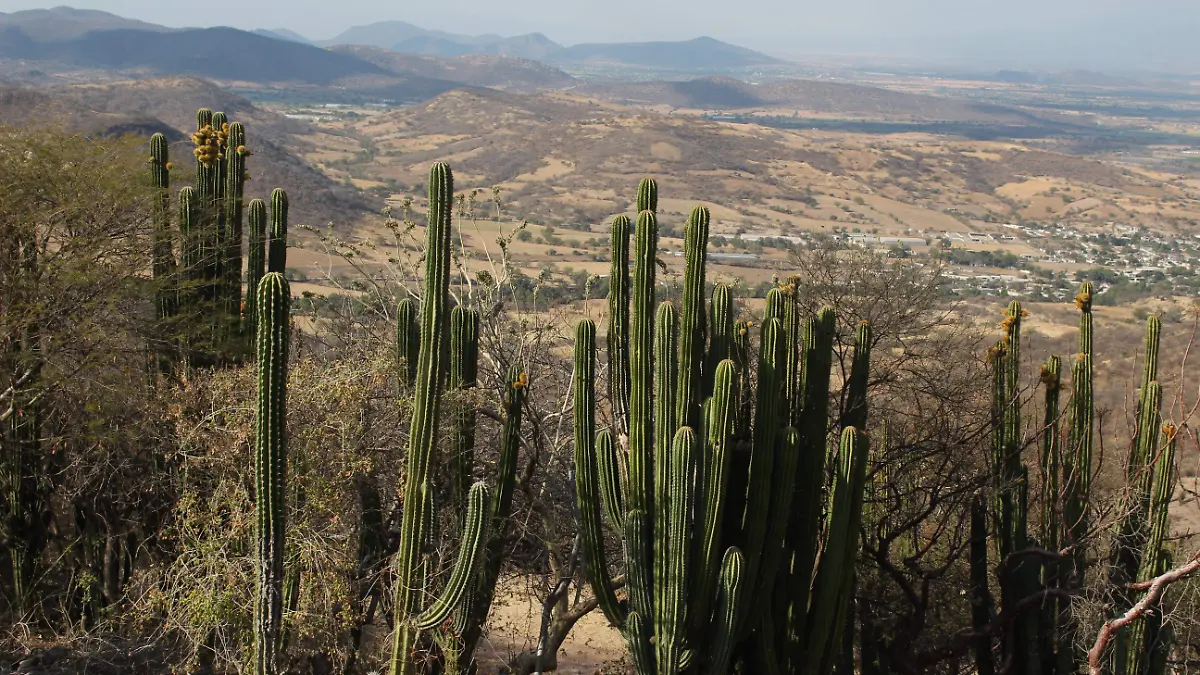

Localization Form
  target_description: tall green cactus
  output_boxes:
[245,199,267,342]
[149,133,177,323]
[977,289,1179,675]
[1109,316,1174,675]
[152,108,280,368]
[253,272,290,675]
[395,298,420,387]
[387,163,526,675]
[268,188,288,275]
[574,179,871,674]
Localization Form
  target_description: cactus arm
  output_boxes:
[608,214,632,438]
[844,322,872,430]
[245,199,267,342]
[786,309,836,660]
[970,492,996,675]
[707,547,745,674]
[690,360,737,637]
[388,163,454,675]
[253,272,290,675]
[637,177,658,214]
[624,510,654,652]
[456,364,527,663]
[705,284,733,394]
[624,611,655,675]
[803,427,869,675]
[676,206,709,434]
[597,432,626,531]
[626,209,658,639]
[783,279,802,426]
[653,301,679,658]
[736,318,785,634]
[449,307,480,513]
[1063,281,1094,616]
[1039,356,1063,549]
[414,482,490,630]
[224,122,247,344]
[268,188,288,275]
[657,427,696,675]
[752,426,801,616]
[395,298,420,387]
[1119,424,1177,675]
[573,321,625,625]
[149,133,177,323]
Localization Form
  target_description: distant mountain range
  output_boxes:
[0,6,169,41]
[321,21,564,61]
[321,21,779,70]
[0,7,783,86]
[331,45,577,92]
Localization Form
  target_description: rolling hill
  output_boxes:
[330,45,576,91]
[550,36,780,70]
[0,6,170,42]
[323,21,562,61]
[4,77,372,224]
[0,25,391,85]
[579,75,1053,123]
[310,87,1166,241]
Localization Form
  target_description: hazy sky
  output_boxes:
[3,0,1197,71]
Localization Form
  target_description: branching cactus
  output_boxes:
[386,163,527,675]
[973,288,1179,675]
[574,179,872,674]
[149,108,284,368]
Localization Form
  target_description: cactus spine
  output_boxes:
[574,179,871,674]
[253,272,290,675]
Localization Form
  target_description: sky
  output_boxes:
[2,0,1197,72]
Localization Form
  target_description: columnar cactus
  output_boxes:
[253,272,290,675]
[386,163,526,675]
[149,133,177,324]
[574,179,872,674]
[1110,316,1174,675]
[245,199,267,341]
[395,298,420,387]
[150,107,282,368]
[268,188,288,275]
[976,288,1178,675]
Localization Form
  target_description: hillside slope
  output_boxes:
[0,6,170,41]
[9,78,372,224]
[331,45,576,91]
[324,21,562,60]
[0,26,388,85]
[580,75,1046,123]
[319,88,1172,241]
